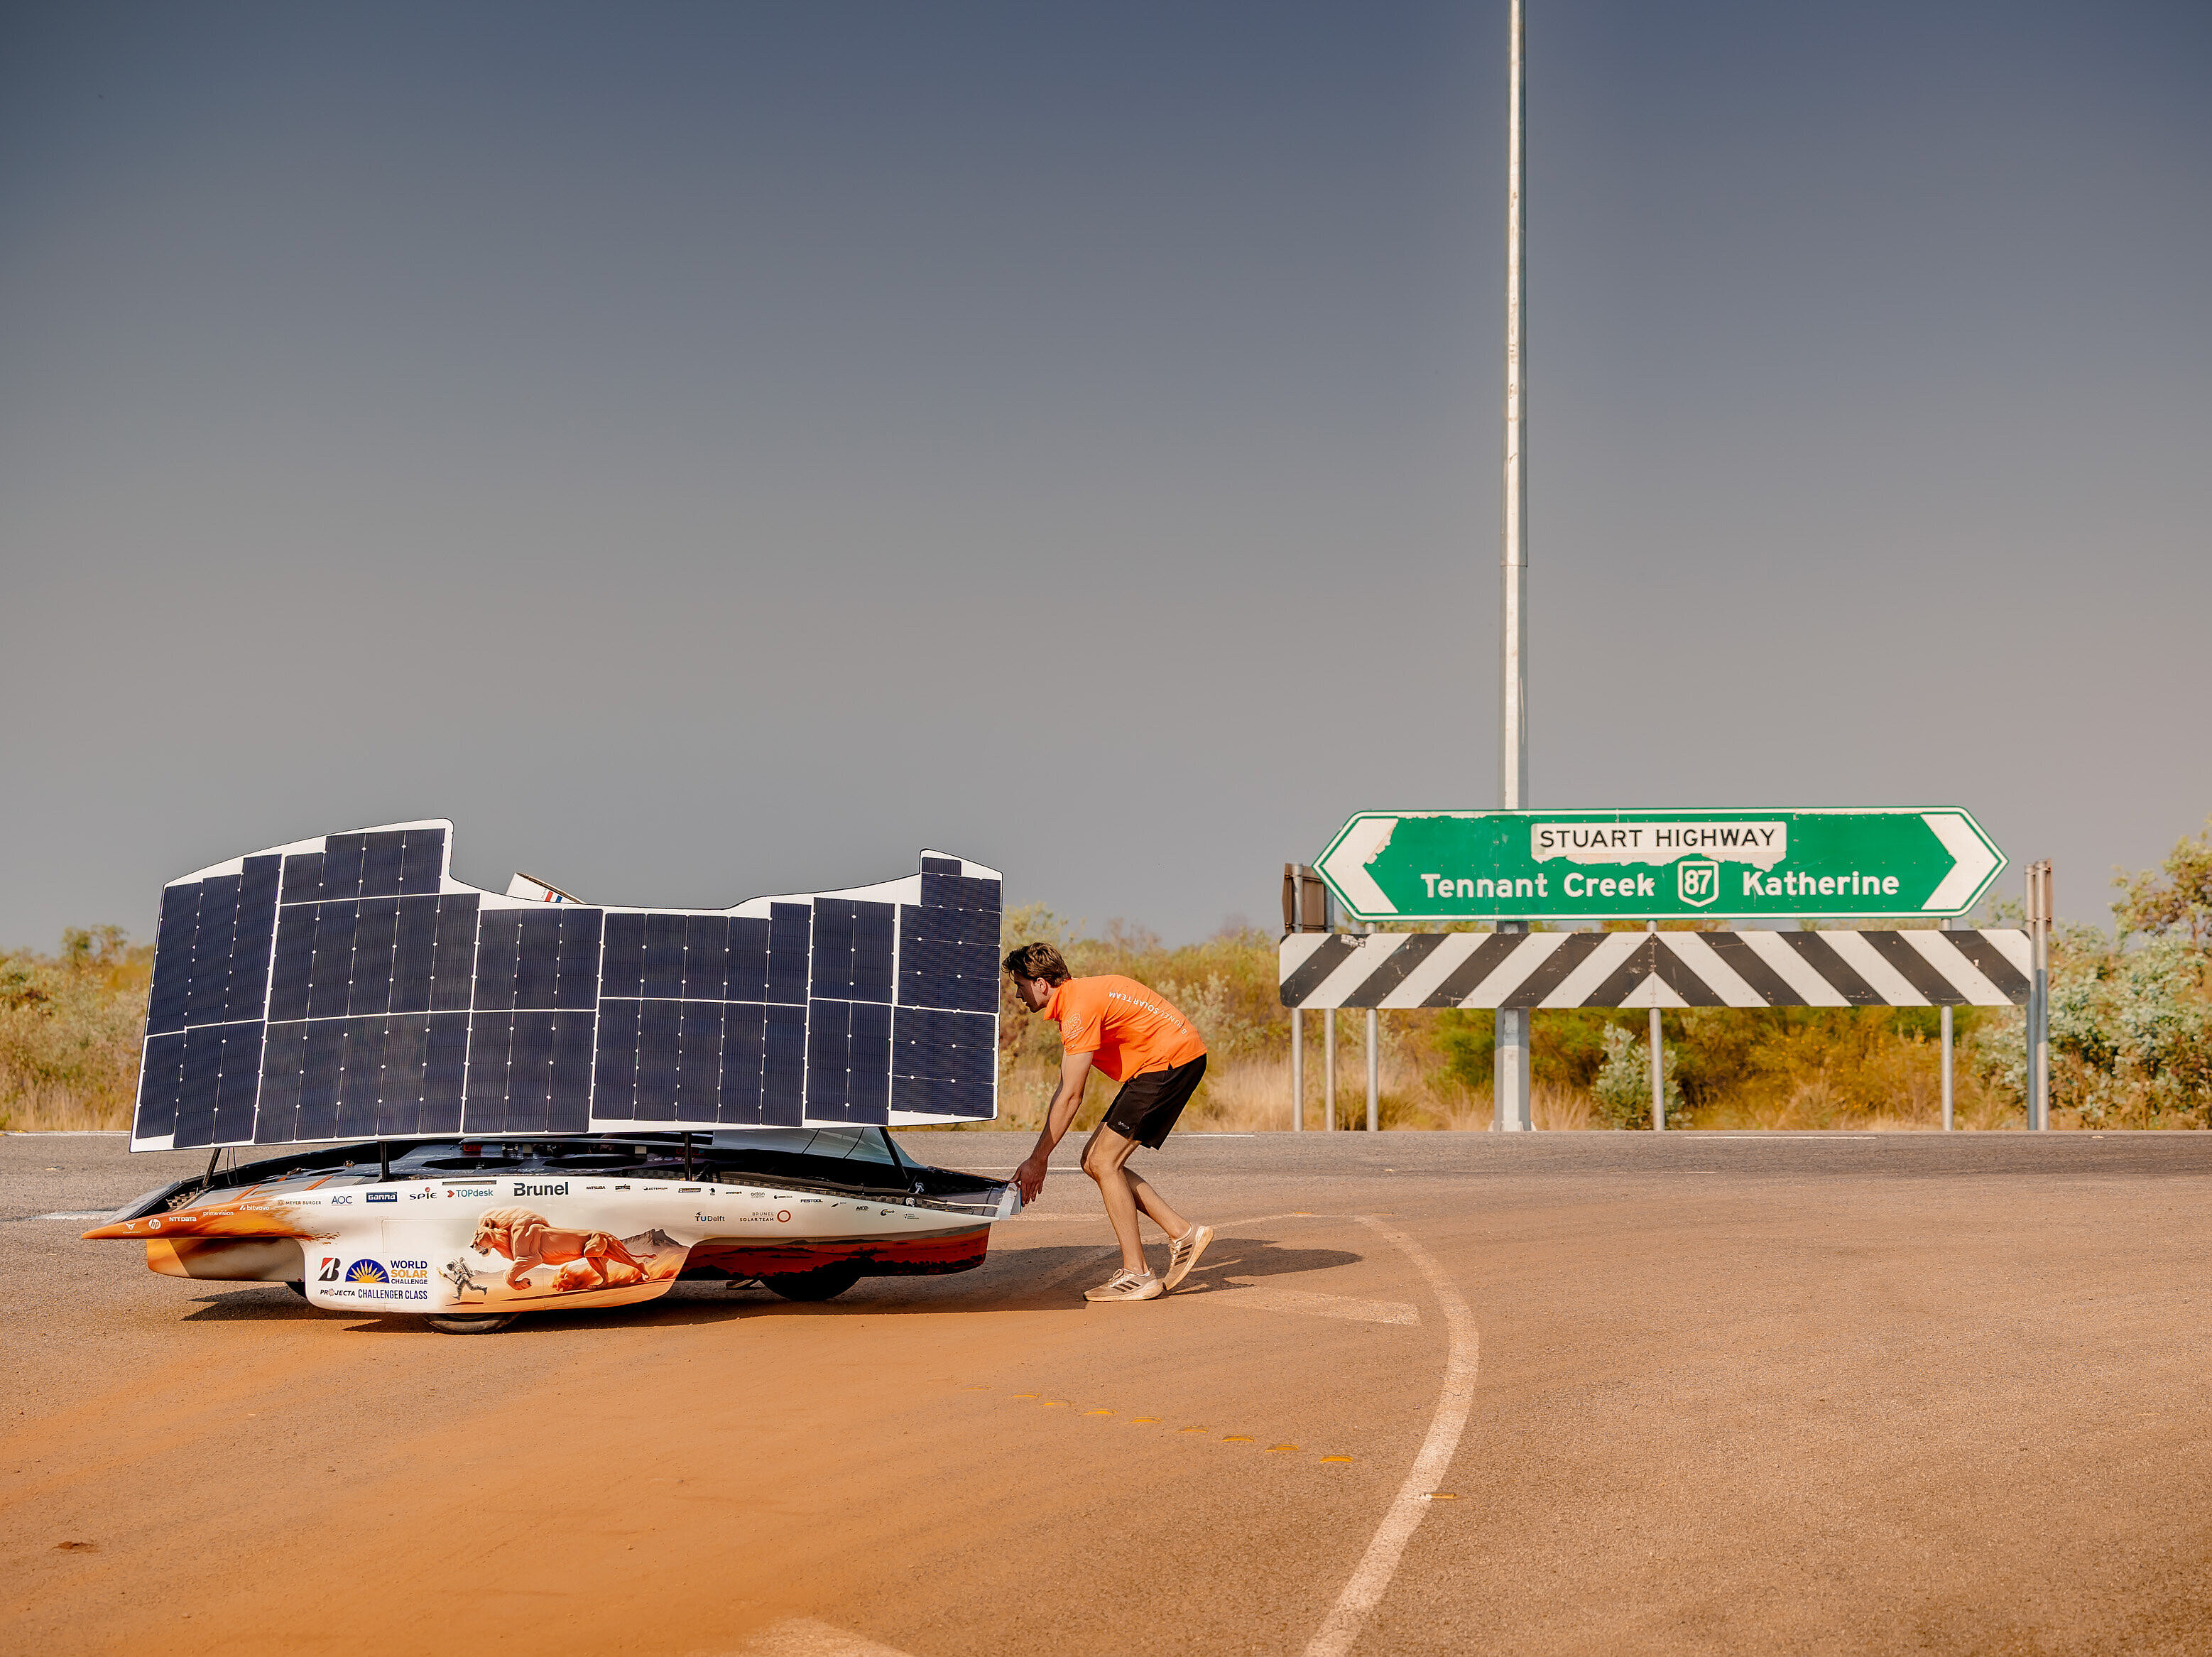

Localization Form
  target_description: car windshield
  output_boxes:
[707,1126,901,1168]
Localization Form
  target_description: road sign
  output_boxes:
[1314,809,2005,923]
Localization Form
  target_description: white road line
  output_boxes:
[28,1212,112,1222]
[1302,1214,1481,1657]
[734,1617,914,1656]
[1206,1283,1420,1326]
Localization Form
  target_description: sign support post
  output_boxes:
[1495,0,1533,1133]
[1282,864,1330,1133]
[1366,1008,1380,1132]
[1940,917,1956,1131]
[1647,920,1665,1131]
[2027,861,2053,1130]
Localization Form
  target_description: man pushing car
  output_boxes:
[1004,942,1214,1302]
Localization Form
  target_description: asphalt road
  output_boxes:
[5,1129,2210,1656]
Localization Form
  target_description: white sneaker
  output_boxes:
[1085,1268,1164,1302]
[1162,1224,1214,1292]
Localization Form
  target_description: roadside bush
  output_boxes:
[1590,1024,1687,1129]
[0,927,152,1131]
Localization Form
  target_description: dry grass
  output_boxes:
[1,929,148,1134]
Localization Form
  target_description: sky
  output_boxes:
[4,0,2208,950]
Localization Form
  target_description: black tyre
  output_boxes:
[426,1313,517,1335]
[764,1263,863,1302]
[284,1281,308,1299]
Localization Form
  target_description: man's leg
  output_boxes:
[1081,1124,1188,1273]
[1122,1166,1191,1245]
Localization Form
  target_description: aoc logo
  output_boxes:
[513,1182,568,1197]
[367,1190,398,1203]
[346,1260,391,1284]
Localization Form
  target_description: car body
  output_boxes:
[86,1126,1015,1328]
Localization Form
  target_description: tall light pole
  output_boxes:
[1495,0,1534,1131]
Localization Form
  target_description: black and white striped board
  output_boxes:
[1279,929,2031,1011]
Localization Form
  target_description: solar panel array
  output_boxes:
[131,823,1003,1149]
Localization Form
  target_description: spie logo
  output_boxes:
[1677,859,1720,908]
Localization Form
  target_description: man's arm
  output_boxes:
[1015,1050,1094,1204]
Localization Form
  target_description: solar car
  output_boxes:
[85,822,1016,1330]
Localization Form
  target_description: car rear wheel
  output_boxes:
[764,1263,863,1302]
[427,1313,517,1334]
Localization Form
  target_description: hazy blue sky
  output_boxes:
[4,1,2208,948]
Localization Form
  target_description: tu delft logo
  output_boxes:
[346,1260,390,1284]
[1677,859,1720,908]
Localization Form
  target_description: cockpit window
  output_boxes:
[708,1126,900,1166]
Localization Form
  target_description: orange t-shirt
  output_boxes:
[1042,975,1206,1083]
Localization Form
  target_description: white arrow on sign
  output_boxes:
[1920,812,2002,911]
[1319,816,1399,916]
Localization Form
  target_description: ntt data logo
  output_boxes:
[346,1260,391,1284]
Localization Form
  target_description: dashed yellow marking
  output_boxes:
[1223,1435,1254,1443]
[1011,1393,1037,1399]
[1424,1492,1458,1501]
[1320,1455,1354,1463]
[1265,1444,1299,1453]
[1041,1400,1068,1407]
[1084,1409,1113,1416]
[1130,1417,1160,1424]
[1180,1427,1209,1434]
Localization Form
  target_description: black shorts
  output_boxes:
[1101,1055,1208,1150]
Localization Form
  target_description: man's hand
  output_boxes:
[1015,1050,1091,1208]
[1014,1153,1048,1205]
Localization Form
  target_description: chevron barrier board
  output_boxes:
[1278,928,2032,1011]
[1315,808,2006,923]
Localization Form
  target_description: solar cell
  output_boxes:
[129,825,1000,1146]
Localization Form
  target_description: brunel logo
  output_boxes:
[513,1182,568,1197]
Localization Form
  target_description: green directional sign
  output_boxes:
[1315,808,2005,923]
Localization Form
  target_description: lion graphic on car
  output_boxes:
[470,1207,653,1293]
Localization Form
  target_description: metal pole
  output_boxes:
[1290,1006,1304,1132]
[1366,1007,1380,1132]
[1941,1004,1955,1131]
[2029,862,2052,1131]
[1940,918,1955,1131]
[1494,0,1534,1133]
[1324,1009,1337,1132]
[1647,920,1665,1131]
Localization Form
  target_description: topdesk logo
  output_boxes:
[1677,859,1720,908]
[513,1182,568,1197]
